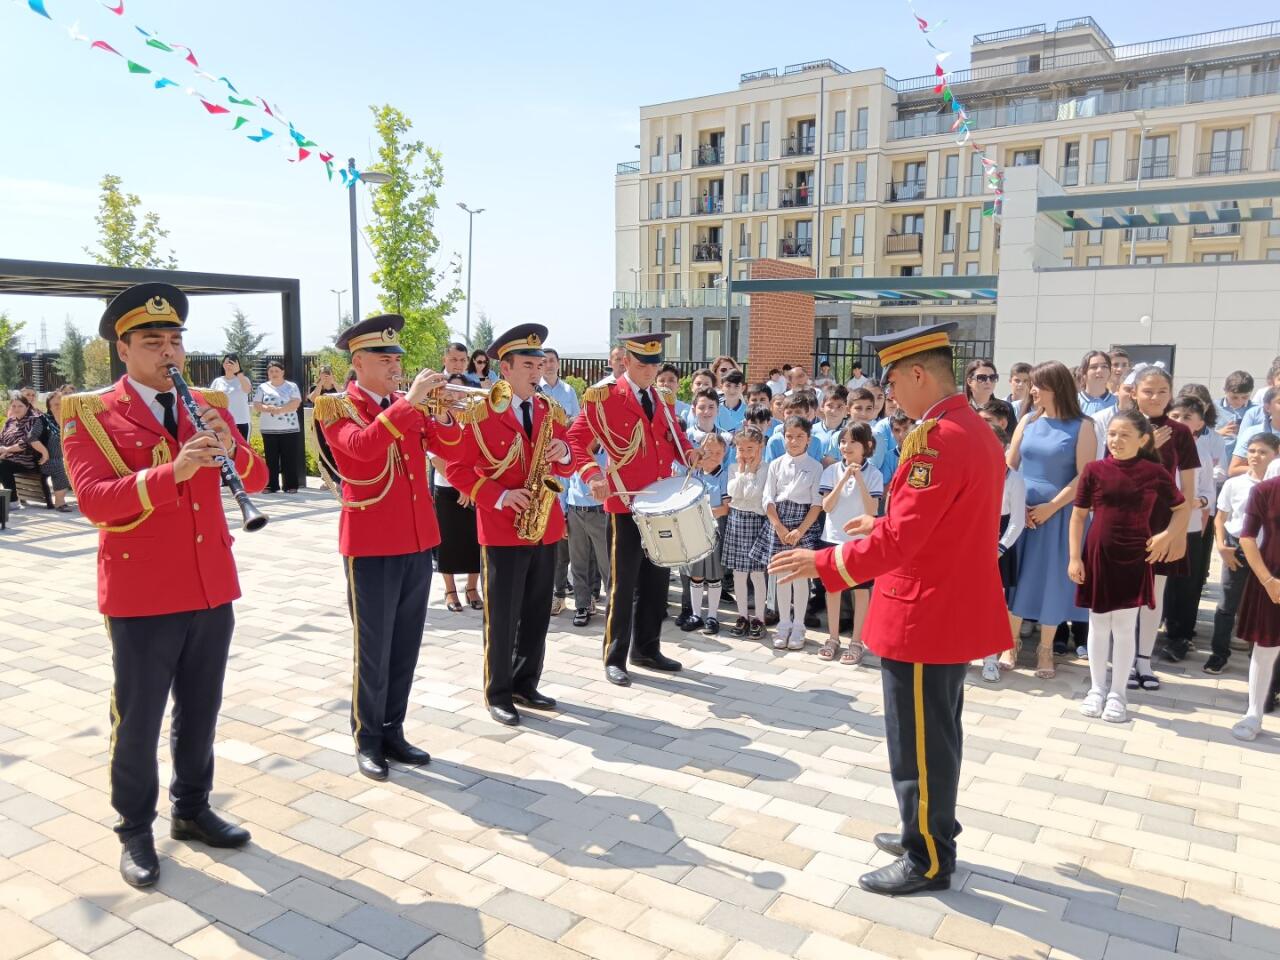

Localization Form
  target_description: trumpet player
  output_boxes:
[60,283,268,888]
[444,324,574,726]
[317,315,463,780]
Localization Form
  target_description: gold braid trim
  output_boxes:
[472,422,524,476]
[314,393,354,428]
[542,395,567,427]
[584,384,610,403]
[61,392,157,533]
[899,418,939,463]
[456,400,489,426]
[193,388,228,410]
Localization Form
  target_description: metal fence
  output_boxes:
[813,337,994,385]
[557,358,742,385]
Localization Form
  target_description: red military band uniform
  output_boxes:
[315,382,462,557]
[567,378,694,510]
[814,392,1010,664]
[60,376,268,618]
[443,393,573,546]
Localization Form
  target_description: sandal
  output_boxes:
[445,590,463,613]
[1127,657,1160,691]
[1035,645,1056,680]
[819,639,840,661]
[998,639,1020,672]
[841,643,864,666]
[466,588,483,611]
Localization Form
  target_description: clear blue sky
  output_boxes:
[1,1,1273,356]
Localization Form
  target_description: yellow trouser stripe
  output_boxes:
[914,662,941,879]
[481,546,491,705]
[347,556,362,742]
[603,514,619,664]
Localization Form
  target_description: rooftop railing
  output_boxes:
[616,160,640,175]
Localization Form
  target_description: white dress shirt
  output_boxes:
[127,377,179,432]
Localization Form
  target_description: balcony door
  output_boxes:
[1209,128,1245,173]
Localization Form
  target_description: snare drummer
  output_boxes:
[567,332,701,686]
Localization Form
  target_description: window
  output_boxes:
[1012,148,1040,167]
[852,214,864,255]
[830,215,843,257]
[739,123,750,146]
[1061,142,1080,185]
[1087,229,1102,245]
[1064,231,1075,248]
[855,107,868,148]
[1271,220,1280,237]
[941,154,959,196]
[940,262,955,276]
[829,162,844,204]
[902,213,924,235]
[654,135,663,155]
[737,223,749,259]
[851,266,864,278]
[964,261,980,275]
[967,208,982,251]
[756,119,771,161]
[1207,128,1246,173]
[1138,135,1171,178]
[831,109,846,150]
[656,273,665,291]
[968,151,984,193]
[673,273,681,289]
[654,234,665,266]
[1090,137,1110,183]
[758,221,768,259]
[662,319,690,360]
[941,209,956,250]
[1267,249,1280,261]
[673,227,681,264]
[1135,255,1165,264]
[853,161,867,201]
[828,266,842,278]
[1086,256,1102,266]
[1200,252,1235,263]
[899,265,922,277]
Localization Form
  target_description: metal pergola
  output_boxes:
[0,258,303,381]
[730,274,999,302]
[1037,178,1280,231]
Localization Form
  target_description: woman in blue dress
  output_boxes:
[1007,361,1097,679]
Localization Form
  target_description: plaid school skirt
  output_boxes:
[721,508,767,571]
[746,499,820,569]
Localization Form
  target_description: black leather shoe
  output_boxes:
[605,666,631,687]
[858,856,950,896]
[355,749,389,781]
[874,832,906,857]
[631,653,682,673]
[120,834,159,888]
[513,690,557,710]
[170,809,251,848]
[384,737,431,766]
[489,703,520,726]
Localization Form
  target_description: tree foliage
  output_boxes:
[222,306,267,371]
[0,312,24,391]
[84,174,177,269]
[54,319,89,389]
[83,339,113,389]
[470,311,495,353]
[365,104,462,372]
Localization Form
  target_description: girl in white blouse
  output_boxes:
[721,426,769,638]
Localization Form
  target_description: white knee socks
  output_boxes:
[1088,608,1139,701]
[1246,645,1280,722]
[734,571,767,620]
[702,581,722,621]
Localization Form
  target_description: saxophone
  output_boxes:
[515,399,565,543]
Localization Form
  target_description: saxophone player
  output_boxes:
[445,324,574,725]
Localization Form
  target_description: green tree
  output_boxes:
[83,338,112,389]
[365,104,463,372]
[470,311,494,353]
[53,319,89,388]
[84,174,178,269]
[0,312,25,391]
[222,305,266,369]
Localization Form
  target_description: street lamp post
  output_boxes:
[330,288,347,327]
[1129,112,1150,265]
[346,158,392,323]
[457,202,485,344]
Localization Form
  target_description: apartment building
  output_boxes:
[612,16,1280,364]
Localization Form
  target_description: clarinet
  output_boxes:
[165,365,269,532]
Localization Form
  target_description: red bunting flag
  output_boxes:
[102,1,125,14]
[90,40,121,56]
[199,99,229,114]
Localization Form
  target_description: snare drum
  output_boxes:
[630,476,717,568]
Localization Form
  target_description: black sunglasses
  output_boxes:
[970,373,999,384]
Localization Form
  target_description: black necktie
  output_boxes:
[521,399,533,438]
[155,392,179,440]
[379,396,391,410]
[639,388,654,421]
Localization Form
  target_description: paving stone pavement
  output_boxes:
[2,490,1279,959]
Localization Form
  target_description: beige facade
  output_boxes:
[613,17,1280,363]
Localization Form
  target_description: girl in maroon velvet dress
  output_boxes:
[1232,476,1280,741]
[1070,410,1183,723]
[1128,366,1199,691]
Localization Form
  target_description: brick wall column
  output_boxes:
[746,258,816,376]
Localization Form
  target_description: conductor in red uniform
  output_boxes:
[60,283,268,888]
[316,315,460,781]
[445,324,574,726]
[567,332,700,686]
[772,322,1010,896]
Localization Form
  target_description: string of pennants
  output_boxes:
[906,1,1004,216]
[13,0,364,187]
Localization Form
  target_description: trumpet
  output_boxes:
[418,380,512,418]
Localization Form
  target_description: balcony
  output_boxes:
[941,232,957,252]
[616,160,640,175]
[668,151,682,171]
[1125,157,1175,181]
[693,241,723,262]
[1196,149,1249,176]
[695,144,724,167]
[938,176,959,198]
[755,140,770,161]
[614,289,749,310]
[965,174,986,194]
[783,134,816,156]
[826,182,844,204]
[778,237,813,258]
[885,233,924,255]
[735,143,750,163]
[828,131,846,151]
[852,129,868,150]
[1086,162,1109,185]
[1123,226,1170,241]
[667,199,682,217]
[851,182,867,202]
[886,179,926,202]
[691,195,724,215]
[648,201,663,220]
[649,155,664,174]
[733,194,750,212]
[779,186,814,208]
[1059,163,1080,186]
[754,191,771,211]
[1193,222,1241,237]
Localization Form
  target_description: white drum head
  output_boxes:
[633,475,703,514]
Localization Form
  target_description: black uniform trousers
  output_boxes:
[481,542,554,706]
[604,512,669,670]
[880,657,967,879]
[344,549,432,753]
[1164,528,1214,649]
[105,603,234,840]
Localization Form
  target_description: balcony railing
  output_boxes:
[941,232,957,252]
[755,141,770,161]
[965,174,986,194]
[648,201,663,219]
[851,182,866,202]
[1196,149,1250,176]
[1123,226,1170,241]
[693,241,723,262]
[778,237,813,258]
[783,134,816,156]
[691,196,724,215]
[614,290,748,310]
[1193,222,1241,237]
[667,199,683,217]
[887,68,1280,140]
[617,160,640,175]
[938,176,959,198]
[885,233,924,255]
[886,179,926,202]
[1086,162,1109,185]
[852,129,868,150]
[1125,157,1175,180]
[828,131,846,151]
[1060,163,1080,186]
[826,182,844,204]
[974,23,1046,44]
[779,187,814,208]
[695,144,724,167]
[733,194,750,212]
[649,155,664,173]
[754,191,770,211]
[735,143,750,163]
[668,151,682,171]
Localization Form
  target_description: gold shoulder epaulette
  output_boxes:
[899,418,939,462]
[313,392,350,427]
[57,390,107,428]
[584,377,613,404]
[541,394,567,427]
[193,388,229,410]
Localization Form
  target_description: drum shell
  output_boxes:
[631,477,717,568]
